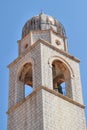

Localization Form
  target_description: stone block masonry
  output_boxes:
[7,86,86,130]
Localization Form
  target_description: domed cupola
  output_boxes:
[22,13,66,38]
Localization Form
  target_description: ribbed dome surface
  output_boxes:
[22,13,66,38]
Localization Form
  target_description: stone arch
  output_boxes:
[48,56,74,78]
[17,57,34,80]
[16,58,34,102]
[19,63,33,86]
[48,56,73,98]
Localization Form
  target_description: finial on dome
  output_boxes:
[40,9,44,15]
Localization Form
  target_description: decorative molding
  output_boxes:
[7,86,85,115]
[8,38,80,69]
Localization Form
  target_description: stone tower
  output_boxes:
[7,13,86,130]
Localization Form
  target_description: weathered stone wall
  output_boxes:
[32,31,50,44]
[18,30,51,55]
[50,31,65,50]
[42,89,86,130]
[18,30,67,55]
[19,33,31,55]
[8,89,43,130]
[7,87,86,130]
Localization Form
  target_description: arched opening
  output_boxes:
[19,63,33,98]
[52,60,72,98]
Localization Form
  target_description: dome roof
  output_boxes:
[22,13,66,38]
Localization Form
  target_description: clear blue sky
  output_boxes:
[0,0,87,129]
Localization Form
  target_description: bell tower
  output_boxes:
[7,13,86,130]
